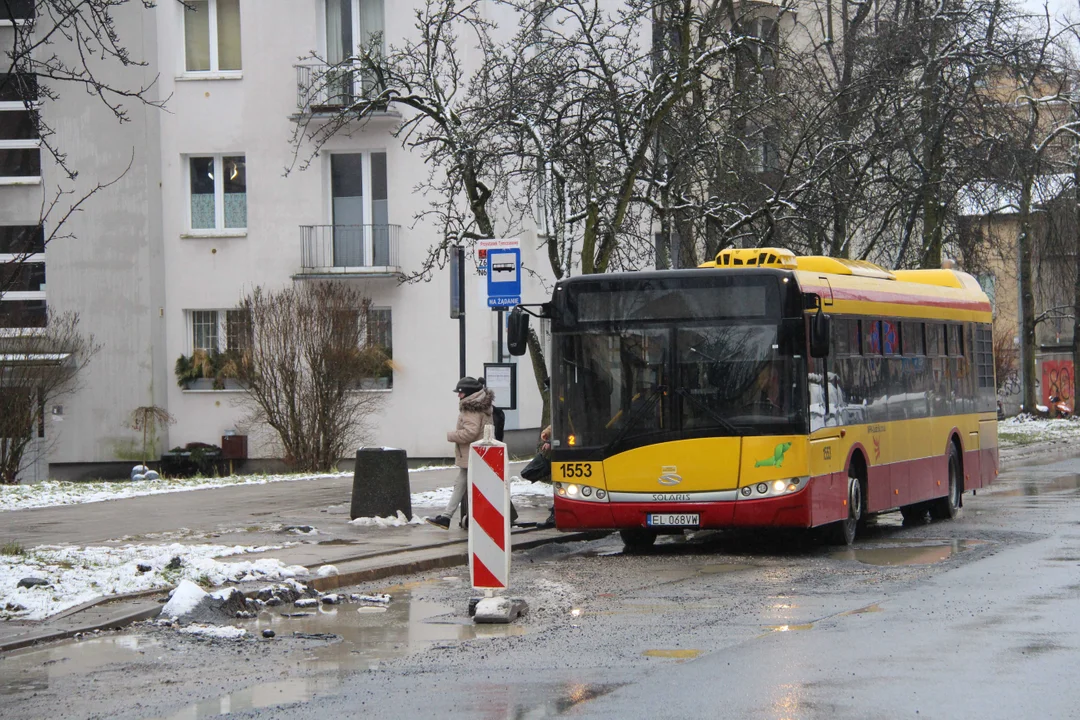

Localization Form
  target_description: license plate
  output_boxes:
[647,513,700,527]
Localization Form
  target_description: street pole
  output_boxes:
[497,308,505,363]
[450,245,466,379]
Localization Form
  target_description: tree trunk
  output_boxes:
[1072,138,1080,405]
[1019,177,1038,413]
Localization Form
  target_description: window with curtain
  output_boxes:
[188,155,246,231]
[184,0,242,73]
[325,0,384,62]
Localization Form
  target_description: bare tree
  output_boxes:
[129,405,175,470]
[0,309,99,483]
[233,282,388,473]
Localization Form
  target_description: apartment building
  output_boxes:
[1,0,547,480]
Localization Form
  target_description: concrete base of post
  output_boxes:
[470,596,529,624]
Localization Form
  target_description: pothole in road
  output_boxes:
[831,539,984,566]
[0,634,162,696]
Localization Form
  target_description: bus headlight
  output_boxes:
[554,482,608,503]
[739,477,810,500]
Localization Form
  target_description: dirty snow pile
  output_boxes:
[0,542,308,620]
[179,624,248,640]
[349,511,426,527]
[998,415,1080,446]
[411,477,553,508]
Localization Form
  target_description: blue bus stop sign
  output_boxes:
[486,248,521,308]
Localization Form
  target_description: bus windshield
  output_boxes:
[554,322,806,451]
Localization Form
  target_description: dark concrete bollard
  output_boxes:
[350,448,412,521]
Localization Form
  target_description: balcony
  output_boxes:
[294,63,397,117]
[297,225,401,278]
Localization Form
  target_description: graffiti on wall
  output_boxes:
[1042,360,1074,406]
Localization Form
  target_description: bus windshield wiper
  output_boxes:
[676,387,742,434]
[605,385,666,451]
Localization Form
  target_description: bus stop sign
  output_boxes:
[486,247,521,308]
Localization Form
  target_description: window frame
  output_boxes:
[182,0,243,77]
[0,73,41,185]
[184,154,247,235]
[0,225,46,330]
[0,0,34,25]
[186,308,251,355]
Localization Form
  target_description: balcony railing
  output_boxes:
[299,224,401,275]
[295,63,389,114]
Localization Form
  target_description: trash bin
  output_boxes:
[350,447,412,521]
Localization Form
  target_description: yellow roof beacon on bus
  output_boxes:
[507,248,996,549]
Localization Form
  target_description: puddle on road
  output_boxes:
[765,623,814,632]
[987,473,1080,497]
[153,587,525,718]
[4,587,524,719]
[831,539,983,566]
[471,681,626,717]
[0,634,162,696]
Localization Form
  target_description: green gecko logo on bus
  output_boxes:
[755,442,792,468]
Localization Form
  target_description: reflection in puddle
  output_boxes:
[832,539,983,566]
[0,634,161,696]
[840,603,884,616]
[492,682,626,717]
[765,623,814,632]
[643,648,703,659]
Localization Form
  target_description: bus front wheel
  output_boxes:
[620,527,658,551]
[929,443,962,520]
[829,471,864,546]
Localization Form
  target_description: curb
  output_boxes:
[0,528,603,653]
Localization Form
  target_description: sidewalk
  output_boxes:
[0,462,577,652]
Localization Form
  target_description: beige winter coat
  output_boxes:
[447,388,495,468]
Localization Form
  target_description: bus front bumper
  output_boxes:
[554,488,813,531]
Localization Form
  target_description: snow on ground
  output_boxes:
[178,624,248,640]
[411,477,554,508]
[998,415,1080,446]
[349,511,426,527]
[0,542,307,621]
[0,465,456,513]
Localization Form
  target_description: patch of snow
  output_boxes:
[0,471,354,513]
[178,624,248,640]
[348,510,425,527]
[998,415,1080,446]
[315,564,338,577]
[161,579,207,617]
[351,593,390,604]
[410,478,552,508]
[0,542,308,621]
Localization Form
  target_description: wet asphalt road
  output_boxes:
[5,452,1080,719]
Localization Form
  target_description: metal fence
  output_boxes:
[295,63,379,113]
[300,225,400,271]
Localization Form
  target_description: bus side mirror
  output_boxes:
[507,307,529,356]
[810,311,831,358]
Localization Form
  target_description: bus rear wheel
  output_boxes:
[929,443,962,520]
[828,470,864,546]
[619,527,658,551]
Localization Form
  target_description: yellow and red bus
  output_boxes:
[508,247,997,547]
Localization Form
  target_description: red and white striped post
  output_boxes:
[467,424,510,592]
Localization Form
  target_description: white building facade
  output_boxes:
[2,0,549,479]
